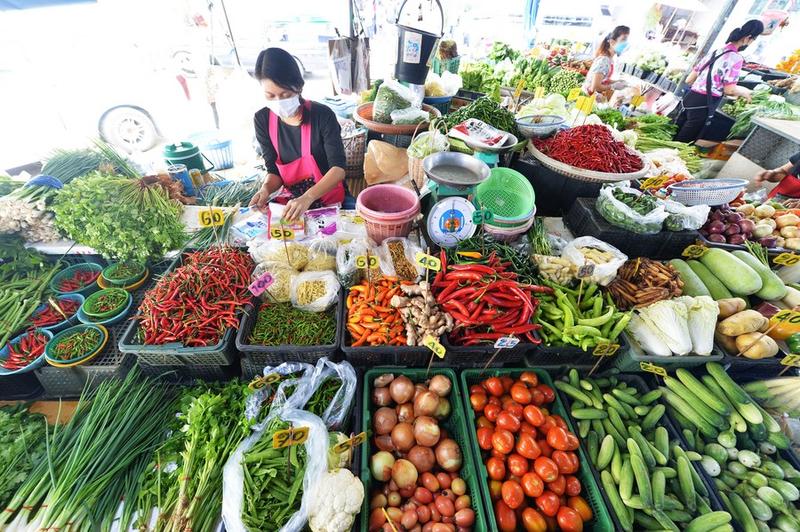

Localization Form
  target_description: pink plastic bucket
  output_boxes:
[356,184,421,243]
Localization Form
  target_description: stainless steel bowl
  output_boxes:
[422,152,491,189]
[516,115,565,139]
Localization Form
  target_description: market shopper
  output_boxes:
[249,47,350,220]
[755,151,800,198]
[582,25,630,101]
[674,20,765,143]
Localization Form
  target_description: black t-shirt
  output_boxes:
[254,101,346,177]
[791,152,800,176]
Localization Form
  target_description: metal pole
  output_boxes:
[219,0,241,68]
[349,0,355,37]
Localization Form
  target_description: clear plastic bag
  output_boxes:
[596,186,668,235]
[249,239,309,270]
[222,408,328,532]
[562,236,628,286]
[290,271,340,312]
[663,200,710,231]
[306,358,358,431]
[407,131,449,159]
[390,107,430,125]
[304,237,338,272]
[378,237,423,281]
[244,362,316,424]
[372,79,418,123]
[251,261,297,303]
[336,238,380,287]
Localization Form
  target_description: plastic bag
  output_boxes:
[663,200,710,231]
[407,130,449,159]
[364,140,409,185]
[373,79,418,123]
[249,239,310,271]
[304,237,338,272]
[304,206,339,238]
[291,271,340,312]
[379,237,423,281]
[222,408,328,532]
[305,358,358,431]
[336,238,381,287]
[596,186,669,235]
[562,236,628,286]
[244,362,316,424]
[251,261,297,303]
[390,107,430,125]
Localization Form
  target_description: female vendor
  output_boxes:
[249,47,350,220]
[674,20,764,142]
[755,152,800,198]
[582,25,630,101]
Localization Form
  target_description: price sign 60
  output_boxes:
[355,255,379,269]
[198,208,225,227]
[272,426,309,449]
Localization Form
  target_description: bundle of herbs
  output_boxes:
[0,406,48,509]
[0,262,60,348]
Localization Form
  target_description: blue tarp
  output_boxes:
[0,0,94,10]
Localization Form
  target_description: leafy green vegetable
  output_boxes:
[594,108,626,130]
[487,42,520,63]
[629,114,677,141]
[444,97,520,137]
[0,406,48,509]
[372,81,413,123]
[547,69,585,97]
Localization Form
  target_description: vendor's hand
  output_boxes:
[756,168,789,184]
[283,194,313,222]
[741,91,753,103]
[248,186,271,214]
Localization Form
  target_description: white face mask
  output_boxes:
[265,95,300,119]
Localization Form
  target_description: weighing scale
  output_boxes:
[454,133,520,168]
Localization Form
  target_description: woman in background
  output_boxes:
[582,25,630,100]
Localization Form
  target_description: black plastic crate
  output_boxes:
[527,333,630,369]
[0,372,44,400]
[439,334,532,367]
[235,293,342,370]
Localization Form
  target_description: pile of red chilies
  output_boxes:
[58,269,100,292]
[138,247,254,347]
[432,251,553,345]
[2,331,48,370]
[533,124,643,173]
[30,299,80,327]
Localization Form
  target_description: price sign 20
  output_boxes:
[774,253,800,267]
[682,244,708,259]
[593,343,620,357]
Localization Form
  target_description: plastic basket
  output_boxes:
[528,333,631,368]
[432,56,461,75]
[721,350,785,379]
[527,143,649,183]
[235,294,341,369]
[189,131,234,170]
[76,293,133,326]
[613,331,725,372]
[475,167,536,222]
[439,334,531,367]
[516,115,565,139]
[0,329,53,376]
[119,321,236,367]
[50,262,103,296]
[342,127,367,180]
[0,371,43,400]
[81,288,131,319]
[101,261,146,286]
[668,178,747,206]
[483,215,535,242]
[460,368,613,532]
[29,294,84,333]
[45,324,109,367]
[422,95,452,115]
[361,367,488,532]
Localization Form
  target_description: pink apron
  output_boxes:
[268,100,345,207]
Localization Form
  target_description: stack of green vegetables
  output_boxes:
[506,57,557,92]
[249,303,337,346]
[0,260,60,348]
[199,177,264,207]
[444,97,521,138]
[557,370,730,531]
[0,175,21,197]
[629,114,677,142]
[0,406,48,509]
[487,41,520,63]
[548,68,585,97]
[724,87,800,138]
[53,173,186,262]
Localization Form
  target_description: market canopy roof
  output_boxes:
[0,0,94,9]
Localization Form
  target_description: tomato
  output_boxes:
[484,403,502,422]
[501,376,514,393]
[520,421,537,435]
[519,371,539,386]
[505,401,524,420]
[523,405,546,427]
[488,396,502,407]
[516,433,542,460]
[476,415,494,429]
[477,427,494,450]
[557,506,584,532]
[489,479,503,500]
[540,416,557,433]
[511,383,532,405]
[552,451,580,475]
[521,507,548,532]
[537,438,553,457]
[507,453,529,477]
[534,457,559,483]
[565,475,582,497]
[521,472,545,498]
[484,377,504,397]
[551,415,568,431]
[495,500,517,532]
[567,496,593,522]
[548,474,566,496]
[535,490,561,517]
[470,392,487,412]
[470,384,485,395]
[546,427,571,451]
[492,429,515,455]
[501,480,525,509]
[537,384,555,403]
[497,411,521,432]
[486,457,506,481]
[491,448,507,460]
[530,388,545,406]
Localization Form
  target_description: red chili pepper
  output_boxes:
[444,270,484,282]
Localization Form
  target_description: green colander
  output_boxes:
[475,168,535,224]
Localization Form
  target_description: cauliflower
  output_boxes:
[328,432,351,469]
[308,468,364,532]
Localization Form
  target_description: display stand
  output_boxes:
[718,116,800,180]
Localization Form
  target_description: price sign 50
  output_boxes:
[198,208,225,228]
[272,426,309,449]
[332,432,367,454]
[270,227,295,240]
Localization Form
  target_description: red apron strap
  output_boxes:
[300,100,312,158]
[768,175,800,199]
[267,110,283,164]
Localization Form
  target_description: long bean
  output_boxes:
[248,303,336,346]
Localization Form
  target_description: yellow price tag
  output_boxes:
[682,244,708,259]
[640,361,667,377]
[270,227,295,240]
[198,208,225,228]
[263,372,281,384]
[631,95,645,107]
[514,79,526,100]
[567,87,581,101]
[781,354,800,367]
[593,343,620,357]
[580,93,596,114]
[355,255,379,269]
[774,253,800,266]
[640,176,672,190]
[352,216,365,224]
[773,309,800,324]
[332,431,368,454]
[423,336,446,358]
[534,86,546,99]
[415,251,441,272]
[272,426,309,449]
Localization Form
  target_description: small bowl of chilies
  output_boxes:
[45,324,108,368]
[0,329,53,376]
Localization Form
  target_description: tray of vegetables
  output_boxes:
[44,323,108,367]
[699,203,800,253]
[0,329,52,374]
[28,294,83,332]
[363,369,485,531]
[462,368,612,531]
[49,262,102,296]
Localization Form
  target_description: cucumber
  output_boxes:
[608,407,630,440]
[602,470,633,531]
[628,438,653,508]
[773,514,800,532]
[611,444,623,483]
[769,478,800,501]
[700,248,763,296]
[664,376,726,427]
[597,434,616,470]
[746,495,774,521]
[571,407,608,420]
[677,455,696,512]
[675,368,731,416]
[619,458,634,500]
[685,511,731,532]
[642,404,666,432]
[653,470,666,510]
[633,511,663,530]
[705,442,729,466]
[688,260,734,300]
[655,426,670,460]
[729,492,759,532]
[670,258,711,297]
[640,389,663,405]
[757,485,786,511]
[732,250,788,301]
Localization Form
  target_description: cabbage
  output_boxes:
[627,313,671,357]
[637,300,692,355]
[675,296,719,356]
[516,96,569,120]
[545,93,566,108]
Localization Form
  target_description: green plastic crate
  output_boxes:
[460,368,613,532]
[613,331,724,372]
[361,367,488,532]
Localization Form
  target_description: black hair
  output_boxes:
[726,20,764,43]
[254,48,304,92]
[598,25,630,57]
